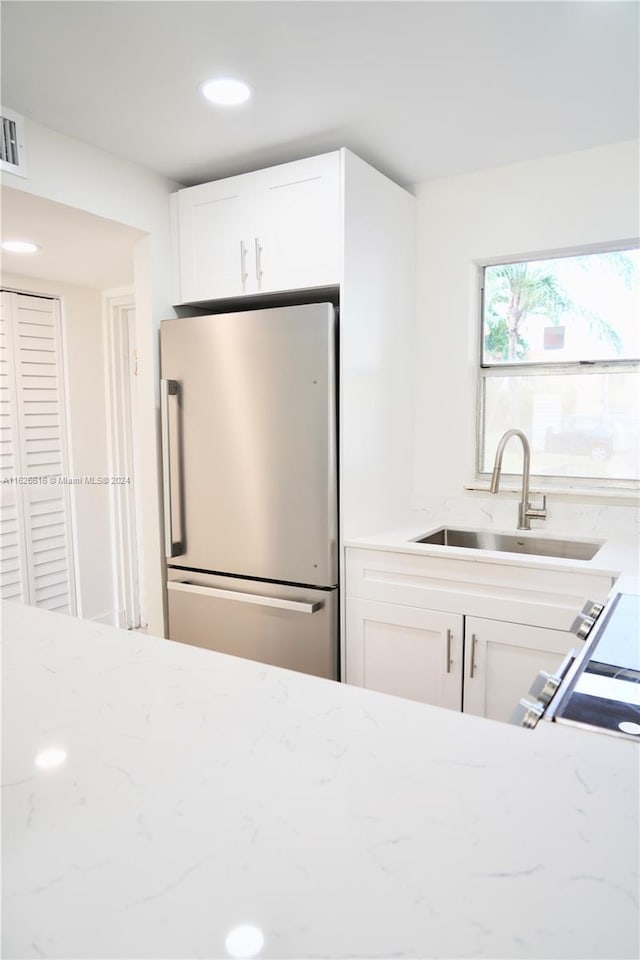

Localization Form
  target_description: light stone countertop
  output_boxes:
[345,523,640,589]
[2,603,639,960]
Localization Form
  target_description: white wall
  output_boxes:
[412,139,639,539]
[2,272,115,622]
[1,118,180,634]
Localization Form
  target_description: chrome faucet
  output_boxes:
[489,429,547,531]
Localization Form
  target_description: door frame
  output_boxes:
[103,288,143,628]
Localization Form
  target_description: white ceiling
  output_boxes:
[2,1,638,189]
[1,188,141,289]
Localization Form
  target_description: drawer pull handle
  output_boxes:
[446,628,452,673]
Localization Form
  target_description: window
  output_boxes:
[478,245,640,487]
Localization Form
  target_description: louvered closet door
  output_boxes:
[1,292,76,614]
[0,292,29,603]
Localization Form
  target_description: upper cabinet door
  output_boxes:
[252,153,341,294]
[177,175,254,303]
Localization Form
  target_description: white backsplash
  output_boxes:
[410,493,640,541]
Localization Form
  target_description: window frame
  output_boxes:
[475,242,640,491]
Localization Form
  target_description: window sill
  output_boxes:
[465,481,640,505]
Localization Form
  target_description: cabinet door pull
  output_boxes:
[469,633,478,679]
[255,237,263,288]
[240,240,248,290]
[446,628,452,673]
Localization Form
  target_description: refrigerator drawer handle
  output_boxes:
[167,580,322,614]
[160,379,180,559]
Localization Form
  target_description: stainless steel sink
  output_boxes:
[411,528,602,561]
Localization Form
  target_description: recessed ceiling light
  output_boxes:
[200,77,252,107]
[2,239,40,254]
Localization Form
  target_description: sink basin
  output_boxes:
[411,528,602,561]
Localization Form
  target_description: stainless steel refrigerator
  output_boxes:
[160,303,338,680]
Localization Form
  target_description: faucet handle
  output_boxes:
[527,494,547,520]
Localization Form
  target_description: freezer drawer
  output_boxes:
[167,570,338,680]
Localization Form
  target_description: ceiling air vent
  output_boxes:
[0,106,27,178]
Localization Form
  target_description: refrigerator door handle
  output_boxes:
[167,579,322,614]
[160,379,180,558]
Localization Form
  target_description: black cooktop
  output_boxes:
[589,592,640,672]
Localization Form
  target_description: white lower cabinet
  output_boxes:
[462,617,575,723]
[346,599,463,709]
[344,544,612,723]
[346,601,575,722]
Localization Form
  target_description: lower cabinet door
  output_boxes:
[463,617,576,723]
[346,599,463,709]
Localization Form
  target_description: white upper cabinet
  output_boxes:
[174,152,341,303]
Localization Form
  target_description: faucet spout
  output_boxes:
[489,429,546,531]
